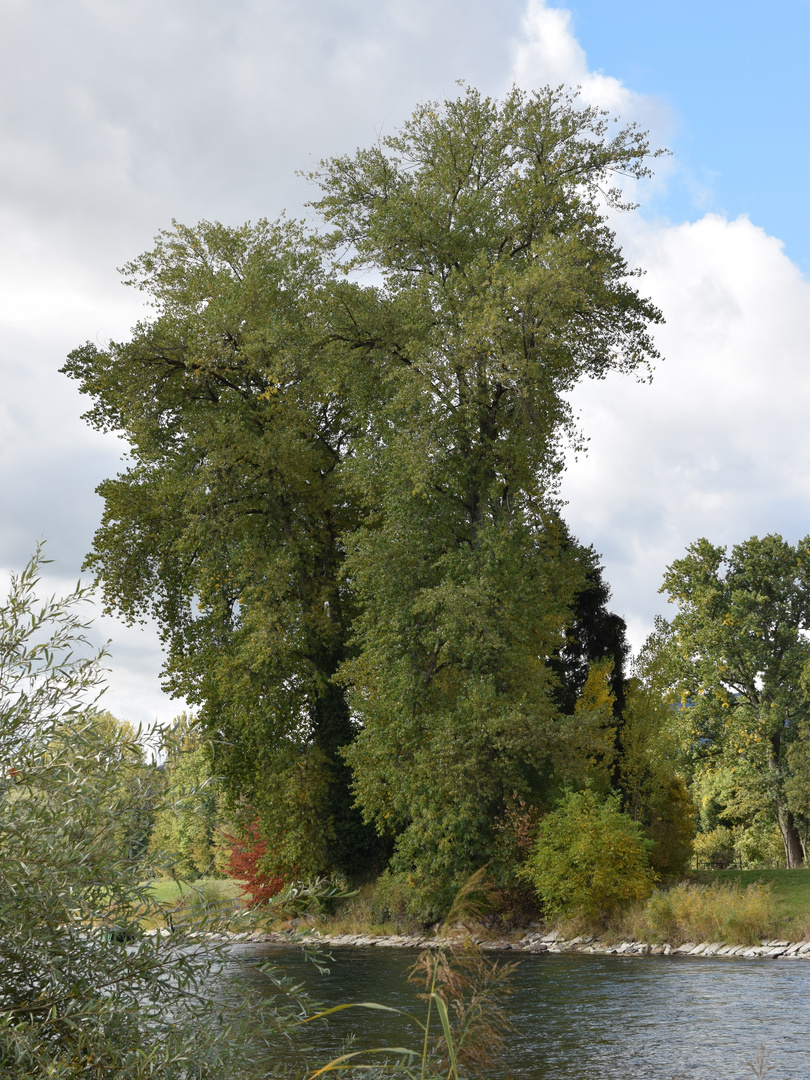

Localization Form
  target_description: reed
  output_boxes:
[304,869,517,1079]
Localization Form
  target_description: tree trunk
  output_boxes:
[770,728,804,867]
[777,805,805,868]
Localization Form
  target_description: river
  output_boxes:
[216,943,810,1079]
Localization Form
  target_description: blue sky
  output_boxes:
[0,0,807,725]
[565,1,810,271]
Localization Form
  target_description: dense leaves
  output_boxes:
[521,788,657,919]
[660,533,810,866]
[0,549,317,1079]
[63,84,665,905]
[63,219,379,878]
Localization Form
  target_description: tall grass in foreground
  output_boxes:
[305,870,517,1079]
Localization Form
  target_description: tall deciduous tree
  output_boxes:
[661,534,810,867]
[63,219,380,877]
[310,85,663,909]
[64,86,664,902]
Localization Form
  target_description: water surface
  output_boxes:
[221,944,810,1079]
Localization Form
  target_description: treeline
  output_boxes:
[62,85,810,919]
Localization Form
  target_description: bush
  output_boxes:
[638,881,778,945]
[225,817,285,905]
[644,775,695,880]
[370,869,414,926]
[693,826,737,869]
[736,821,785,869]
[0,549,315,1078]
[521,789,657,920]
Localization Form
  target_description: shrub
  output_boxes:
[644,775,695,880]
[0,549,315,1078]
[693,825,737,869]
[370,869,414,926]
[225,818,285,905]
[489,791,544,921]
[521,789,657,920]
[736,821,785,869]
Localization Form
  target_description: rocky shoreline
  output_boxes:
[213,927,810,960]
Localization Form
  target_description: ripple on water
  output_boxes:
[218,945,810,1079]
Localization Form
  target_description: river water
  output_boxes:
[218,943,810,1079]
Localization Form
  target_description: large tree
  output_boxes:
[311,85,663,909]
[660,534,810,867]
[65,86,664,901]
[63,219,381,877]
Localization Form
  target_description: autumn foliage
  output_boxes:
[225,820,284,905]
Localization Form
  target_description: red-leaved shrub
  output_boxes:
[225,819,284,905]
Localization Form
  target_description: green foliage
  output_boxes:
[324,86,663,906]
[62,218,379,880]
[49,709,164,865]
[548,538,630,721]
[785,714,810,858]
[64,84,665,904]
[521,789,657,920]
[368,870,415,927]
[0,548,319,1078]
[643,776,695,880]
[692,820,785,871]
[693,826,737,870]
[148,738,222,879]
[660,533,810,867]
[615,676,694,878]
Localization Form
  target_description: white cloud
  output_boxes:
[560,213,810,648]
[0,0,805,720]
[504,3,809,650]
[507,1,677,213]
[509,1,654,119]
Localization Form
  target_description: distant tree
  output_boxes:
[82,710,163,862]
[613,672,694,879]
[548,538,629,720]
[148,718,223,879]
[660,534,810,867]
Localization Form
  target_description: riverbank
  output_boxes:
[206,925,810,959]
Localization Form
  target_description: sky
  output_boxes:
[0,0,808,727]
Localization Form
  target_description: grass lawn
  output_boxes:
[691,868,810,933]
[143,876,244,914]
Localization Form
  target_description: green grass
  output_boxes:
[139,876,245,928]
[690,868,810,929]
[145,875,243,906]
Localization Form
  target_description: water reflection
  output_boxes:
[219,944,810,1079]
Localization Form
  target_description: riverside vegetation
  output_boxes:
[2,550,807,1078]
[3,82,810,1078]
[62,82,810,918]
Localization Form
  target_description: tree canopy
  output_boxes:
[660,533,810,867]
[63,85,665,907]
